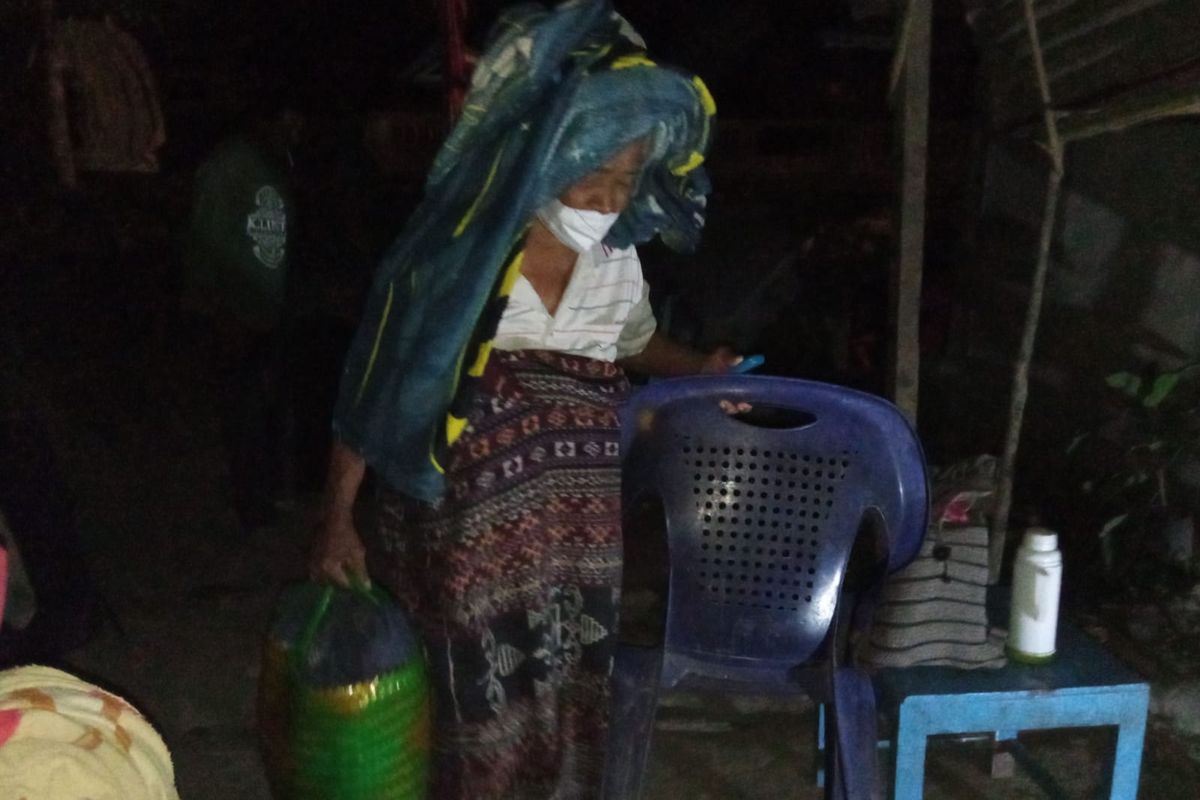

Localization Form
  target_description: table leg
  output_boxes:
[991,729,1018,778]
[1109,712,1147,800]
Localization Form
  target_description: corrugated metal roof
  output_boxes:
[973,0,1200,128]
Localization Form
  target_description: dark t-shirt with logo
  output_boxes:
[183,137,294,330]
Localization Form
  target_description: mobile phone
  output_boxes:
[730,354,765,374]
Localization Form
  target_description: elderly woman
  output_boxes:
[309,2,737,796]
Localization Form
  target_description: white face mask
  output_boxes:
[535,199,620,253]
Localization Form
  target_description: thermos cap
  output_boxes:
[1023,528,1059,552]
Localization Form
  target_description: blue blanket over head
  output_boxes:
[332,0,716,502]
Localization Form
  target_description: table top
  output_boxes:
[875,590,1148,702]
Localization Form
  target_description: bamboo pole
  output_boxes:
[1058,86,1200,143]
[988,0,1066,583]
[887,0,931,424]
[40,0,76,189]
[1007,84,1200,144]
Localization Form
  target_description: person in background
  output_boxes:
[181,95,304,531]
[309,3,741,797]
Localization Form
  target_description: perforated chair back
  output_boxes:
[622,376,928,687]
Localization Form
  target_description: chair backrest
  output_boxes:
[622,376,928,685]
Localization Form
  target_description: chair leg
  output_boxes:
[829,666,882,800]
[602,645,662,800]
[823,703,841,800]
[816,703,827,789]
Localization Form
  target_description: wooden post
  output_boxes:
[989,163,1063,582]
[437,0,470,123]
[40,0,76,189]
[887,0,931,424]
[988,0,1066,583]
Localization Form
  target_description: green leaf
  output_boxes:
[1066,433,1089,454]
[1144,372,1182,408]
[1099,513,1129,538]
[1106,371,1142,397]
[1121,470,1151,487]
[1101,531,1116,571]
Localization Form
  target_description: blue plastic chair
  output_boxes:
[604,376,928,800]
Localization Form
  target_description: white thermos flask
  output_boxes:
[1007,527,1063,663]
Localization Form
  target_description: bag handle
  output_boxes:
[289,578,387,680]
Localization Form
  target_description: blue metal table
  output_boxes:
[874,621,1149,800]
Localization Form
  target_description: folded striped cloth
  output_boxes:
[860,456,1007,670]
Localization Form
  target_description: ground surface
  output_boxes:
[6,204,1200,799]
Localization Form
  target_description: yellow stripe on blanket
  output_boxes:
[444,250,526,448]
[454,143,508,237]
[432,242,528,474]
[692,75,717,116]
[610,54,656,70]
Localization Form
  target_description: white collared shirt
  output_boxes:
[493,243,656,362]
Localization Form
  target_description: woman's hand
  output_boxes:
[309,513,369,589]
[700,346,743,374]
[711,348,753,415]
[618,333,745,377]
[718,399,753,415]
[308,441,370,589]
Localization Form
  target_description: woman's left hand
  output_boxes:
[705,348,753,415]
[718,399,753,415]
[700,346,743,374]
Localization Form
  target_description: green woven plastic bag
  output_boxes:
[257,583,431,799]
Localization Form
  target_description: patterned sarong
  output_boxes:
[372,349,629,800]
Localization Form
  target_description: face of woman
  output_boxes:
[559,139,647,214]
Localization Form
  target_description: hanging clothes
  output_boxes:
[57,17,165,173]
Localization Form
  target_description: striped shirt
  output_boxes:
[494,243,656,362]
